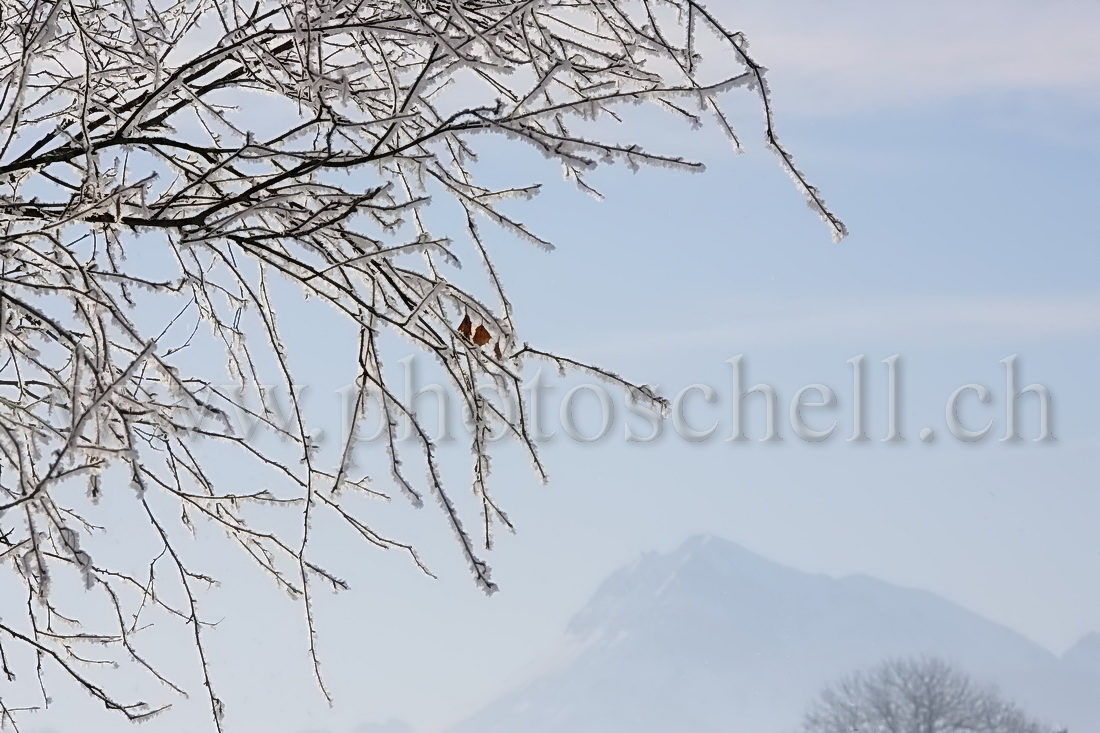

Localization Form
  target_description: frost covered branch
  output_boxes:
[0,0,843,727]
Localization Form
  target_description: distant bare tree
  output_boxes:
[0,0,844,728]
[804,657,1054,733]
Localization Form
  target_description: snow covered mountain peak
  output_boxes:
[444,536,1096,733]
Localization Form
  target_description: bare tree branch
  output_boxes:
[0,0,844,727]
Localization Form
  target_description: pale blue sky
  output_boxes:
[19,1,1100,732]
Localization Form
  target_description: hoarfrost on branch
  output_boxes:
[0,0,844,727]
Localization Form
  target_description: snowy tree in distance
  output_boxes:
[804,657,1056,733]
[0,0,844,728]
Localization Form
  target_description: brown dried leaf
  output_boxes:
[458,314,473,339]
[473,325,492,346]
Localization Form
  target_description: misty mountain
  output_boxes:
[1063,632,1100,673]
[443,535,1098,733]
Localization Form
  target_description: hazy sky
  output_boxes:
[18,1,1100,732]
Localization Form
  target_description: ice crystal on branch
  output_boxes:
[0,0,843,727]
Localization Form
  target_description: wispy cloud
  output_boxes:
[580,294,1100,356]
[720,0,1100,114]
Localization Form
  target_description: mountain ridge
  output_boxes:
[442,534,1097,733]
